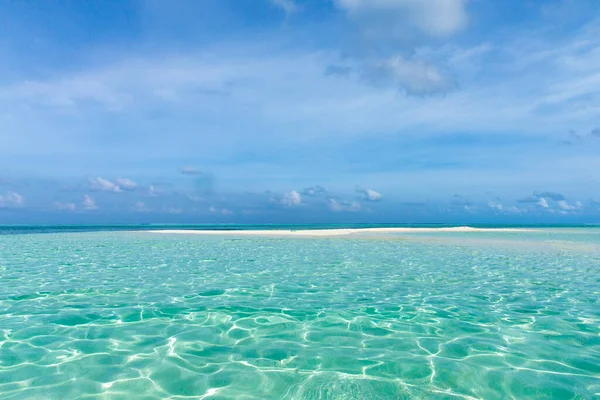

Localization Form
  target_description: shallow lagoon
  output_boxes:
[0,229,599,399]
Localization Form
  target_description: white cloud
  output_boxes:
[537,198,549,209]
[327,198,361,212]
[557,200,582,211]
[0,191,24,207]
[362,56,456,95]
[115,177,138,190]
[2,31,597,151]
[133,201,151,212]
[2,11,600,199]
[488,201,525,214]
[488,201,503,211]
[463,205,476,213]
[302,185,327,196]
[270,0,297,14]
[148,185,161,197]
[281,190,302,206]
[330,0,468,94]
[82,194,98,210]
[335,0,468,38]
[89,177,122,193]
[166,207,183,214]
[209,206,233,215]
[356,186,382,201]
[54,201,76,211]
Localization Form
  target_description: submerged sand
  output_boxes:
[147,227,534,237]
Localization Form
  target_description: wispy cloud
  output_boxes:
[133,201,151,212]
[147,185,161,197]
[488,201,503,211]
[327,198,361,212]
[270,0,297,15]
[209,206,233,215]
[115,178,138,190]
[302,185,327,196]
[281,190,302,206]
[335,0,468,38]
[54,201,76,211]
[537,198,549,209]
[1,2,600,223]
[557,200,582,211]
[533,191,565,201]
[356,186,382,201]
[82,195,98,210]
[331,0,468,95]
[89,177,122,193]
[488,201,524,214]
[0,192,24,207]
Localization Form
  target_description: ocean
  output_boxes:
[0,226,598,399]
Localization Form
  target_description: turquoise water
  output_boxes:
[0,228,599,399]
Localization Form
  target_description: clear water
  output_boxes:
[0,228,599,399]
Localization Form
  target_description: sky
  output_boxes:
[1,0,600,224]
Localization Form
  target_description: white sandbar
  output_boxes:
[146,227,533,237]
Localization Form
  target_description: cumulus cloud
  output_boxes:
[537,198,549,209]
[302,185,327,196]
[178,166,202,175]
[270,0,297,14]
[89,177,122,193]
[557,200,582,211]
[331,0,468,95]
[54,201,76,211]
[115,178,138,190]
[281,190,302,206]
[327,198,361,212]
[82,194,98,210]
[0,191,24,207]
[356,186,382,201]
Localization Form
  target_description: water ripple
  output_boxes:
[0,231,599,398]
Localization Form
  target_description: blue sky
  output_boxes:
[1,0,600,223]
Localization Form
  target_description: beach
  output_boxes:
[147,226,533,236]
